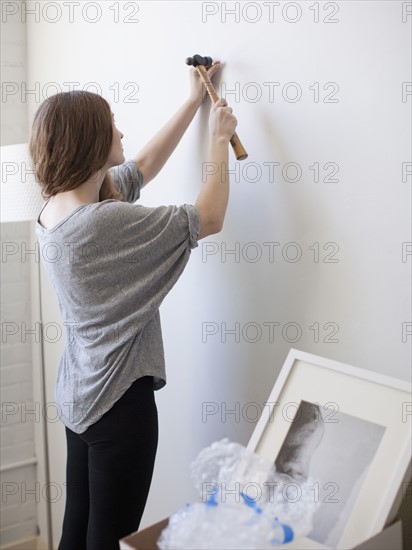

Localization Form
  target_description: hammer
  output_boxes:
[186,54,248,161]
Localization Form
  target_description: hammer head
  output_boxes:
[185,54,213,67]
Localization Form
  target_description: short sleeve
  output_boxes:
[109,160,143,203]
[181,204,200,250]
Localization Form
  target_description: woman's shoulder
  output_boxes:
[37,199,137,233]
[38,200,88,231]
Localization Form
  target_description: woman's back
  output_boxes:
[36,162,200,433]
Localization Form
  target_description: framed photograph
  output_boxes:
[247,349,411,549]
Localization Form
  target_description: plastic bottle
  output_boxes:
[269,517,294,545]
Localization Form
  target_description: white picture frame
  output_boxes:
[247,349,411,549]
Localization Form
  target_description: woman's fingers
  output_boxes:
[215,98,232,113]
[207,60,223,76]
[215,98,227,107]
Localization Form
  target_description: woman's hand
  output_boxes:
[189,61,223,106]
[208,98,238,142]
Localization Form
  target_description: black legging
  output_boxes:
[58,376,158,550]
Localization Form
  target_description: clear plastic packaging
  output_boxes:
[157,438,319,549]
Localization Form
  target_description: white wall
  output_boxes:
[0,0,28,145]
[0,2,40,546]
[19,0,412,542]
[0,224,38,547]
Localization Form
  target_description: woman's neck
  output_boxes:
[51,167,108,206]
[39,168,108,229]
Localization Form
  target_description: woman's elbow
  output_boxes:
[208,220,223,235]
[195,205,225,239]
[198,219,224,240]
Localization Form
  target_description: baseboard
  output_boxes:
[0,537,49,550]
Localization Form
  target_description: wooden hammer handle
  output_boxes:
[196,65,248,161]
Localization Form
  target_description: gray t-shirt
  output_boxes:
[36,160,200,433]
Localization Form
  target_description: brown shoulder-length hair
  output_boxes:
[29,90,123,201]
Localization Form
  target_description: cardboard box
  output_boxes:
[120,351,411,549]
[119,518,403,550]
[120,518,168,550]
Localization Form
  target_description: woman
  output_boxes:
[30,64,237,549]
